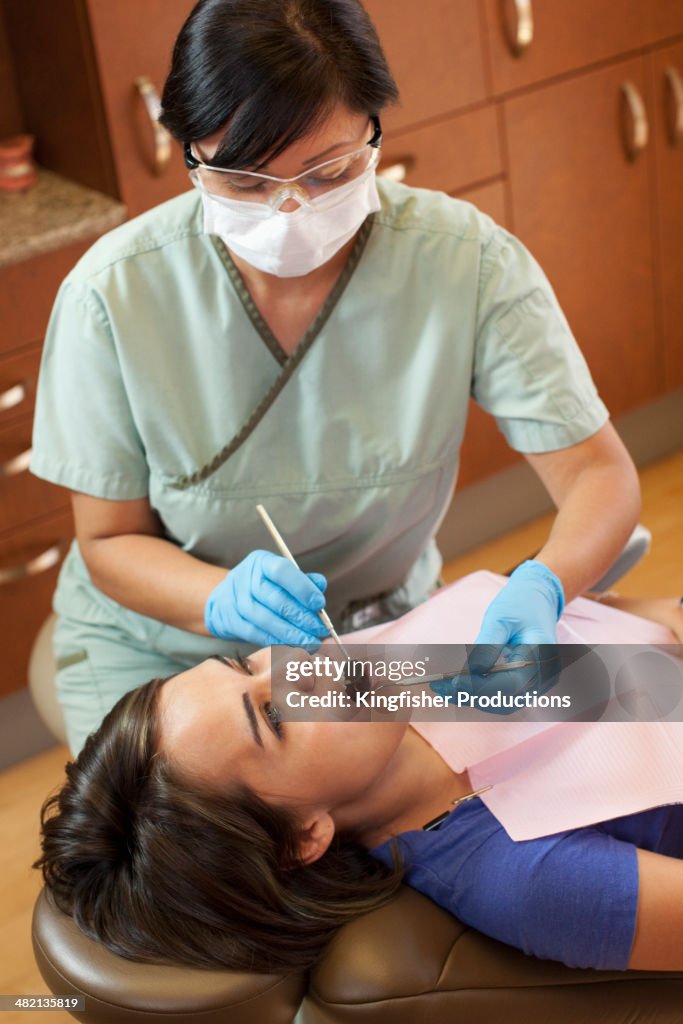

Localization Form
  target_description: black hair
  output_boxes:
[159,0,399,169]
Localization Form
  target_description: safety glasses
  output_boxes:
[185,115,382,207]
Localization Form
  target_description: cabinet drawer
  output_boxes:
[379,105,501,195]
[0,239,91,356]
[0,415,70,537]
[485,0,647,96]
[0,508,73,699]
[365,0,488,131]
[0,346,41,423]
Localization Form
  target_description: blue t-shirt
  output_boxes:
[370,798,683,971]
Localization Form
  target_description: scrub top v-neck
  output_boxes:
[217,227,372,368]
[31,176,609,675]
[171,218,375,488]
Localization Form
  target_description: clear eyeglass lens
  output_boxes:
[197,145,375,203]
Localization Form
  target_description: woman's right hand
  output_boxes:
[204,550,329,647]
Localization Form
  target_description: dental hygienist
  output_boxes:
[31,0,640,756]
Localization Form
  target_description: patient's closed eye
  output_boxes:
[212,654,255,675]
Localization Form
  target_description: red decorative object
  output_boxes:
[0,134,37,191]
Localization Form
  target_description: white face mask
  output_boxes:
[199,165,381,277]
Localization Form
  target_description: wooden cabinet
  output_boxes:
[648,40,683,390]
[371,5,682,486]
[648,1,683,47]
[0,4,22,138]
[0,348,40,415]
[458,179,508,228]
[0,415,69,534]
[3,0,195,218]
[85,0,196,216]
[485,0,647,95]
[3,0,116,197]
[0,242,88,700]
[0,509,73,700]
[378,105,501,193]
[364,0,488,131]
[452,181,518,489]
[0,240,93,354]
[504,56,659,416]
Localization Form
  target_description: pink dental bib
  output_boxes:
[345,571,681,840]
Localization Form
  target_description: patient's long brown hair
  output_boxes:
[33,676,405,973]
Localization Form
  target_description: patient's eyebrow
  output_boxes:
[242,691,263,747]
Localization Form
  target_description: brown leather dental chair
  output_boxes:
[32,883,683,1024]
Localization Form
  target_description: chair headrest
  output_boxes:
[31,888,306,1023]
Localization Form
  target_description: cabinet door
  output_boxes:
[504,57,659,416]
[454,181,520,487]
[0,509,73,699]
[649,41,683,390]
[364,0,488,131]
[378,171,517,488]
[485,0,647,95]
[648,1,683,45]
[85,0,195,217]
[378,106,501,194]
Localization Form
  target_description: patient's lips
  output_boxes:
[343,661,372,698]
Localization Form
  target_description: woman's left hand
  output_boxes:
[468,559,565,674]
[430,561,565,710]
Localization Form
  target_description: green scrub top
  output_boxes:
[31,176,608,667]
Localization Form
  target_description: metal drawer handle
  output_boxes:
[134,76,173,176]
[505,0,534,56]
[664,66,683,147]
[0,381,27,412]
[0,542,64,586]
[620,81,649,161]
[0,446,32,477]
[378,156,416,183]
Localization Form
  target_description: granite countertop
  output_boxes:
[0,168,126,269]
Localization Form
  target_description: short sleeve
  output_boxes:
[472,229,609,453]
[31,279,149,499]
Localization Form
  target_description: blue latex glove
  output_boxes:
[205,549,329,647]
[430,560,565,712]
[468,559,565,674]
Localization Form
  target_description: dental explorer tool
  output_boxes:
[371,658,552,691]
[255,503,351,661]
